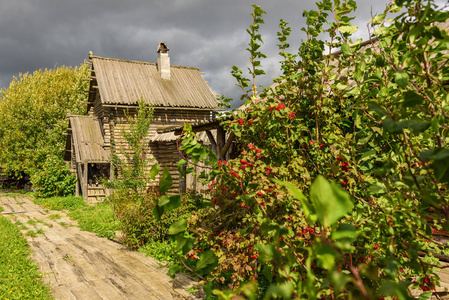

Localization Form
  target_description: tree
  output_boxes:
[0,64,89,177]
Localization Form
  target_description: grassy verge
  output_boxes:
[33,196,121,239]
[0,214,52,299]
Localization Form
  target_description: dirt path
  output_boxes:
[0,194,202,300]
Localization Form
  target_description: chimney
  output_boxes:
[157,42,170,80]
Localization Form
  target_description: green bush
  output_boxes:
[120,192,201,249]
[30,156,77,198]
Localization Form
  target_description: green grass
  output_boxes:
[67,202,121,239]
[25,230,37,237]
[33,196,121,240]
[138,240,179,264]
[33,195,87,211]
[27,219,37,226]
[47,213,61,220]
[0,216,52,299]
[0,190,34,198]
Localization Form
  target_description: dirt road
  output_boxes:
[0,193,202,300]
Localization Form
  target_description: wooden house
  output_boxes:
[64,42,219,202]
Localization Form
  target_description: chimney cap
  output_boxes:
[157,42,169,54]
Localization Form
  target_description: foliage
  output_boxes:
[138,240,179,264]
[30,155,77,198]
[0,216,52,299]
[157,1,449,299]
[121,190,205,249]
[67,202,121,240]
[0,63,89,177]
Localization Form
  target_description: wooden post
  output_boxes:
[205,130,217,154]
[221,132,235,160]
[83,162,88,201]
[76,163,83,198]
[217,127,226,161]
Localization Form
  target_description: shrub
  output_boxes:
[120,191,203,249]
[30,156,77,198]
[166,1,449,299]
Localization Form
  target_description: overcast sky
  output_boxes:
[0,0,445,107]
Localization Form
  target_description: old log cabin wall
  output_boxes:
[65,42,218,201]
[102,107,213,193]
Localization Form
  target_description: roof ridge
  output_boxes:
[90,55,200,71]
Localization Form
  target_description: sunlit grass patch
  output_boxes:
[0,216,52,299]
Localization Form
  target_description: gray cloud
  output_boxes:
[1,0,444,105]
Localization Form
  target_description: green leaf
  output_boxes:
[432,149,449,183]
[262,266,273,282]
[379,281,413,300]
[370,14,385,25]
[395,71,409,88]
[256,244,278,263]
[408,120,430,134]
[158,195,170,207]
[403,91,424,108]
[153,206,161,221]
[408,25,422,45]
[264,282,294,300]
[373,26,389,36]
[196,250,217,270]
[309,175,354,227]
[331,224,359,239]
[168,219,188,235]
[158,166,172,194]
[169,264,182,278]
[382,117,403,134]
[338,25,358,34]
[164,195,181,212]
[418,291,432,300]
[149,163,160,180]
[175,233,194,254]
[315,243,340,270]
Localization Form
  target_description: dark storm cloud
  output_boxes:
[1,0,443,104]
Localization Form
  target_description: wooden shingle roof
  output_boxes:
[91,56,218,109]
[67,115,110,163]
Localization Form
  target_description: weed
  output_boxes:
[187,287,199,294]
[138,240,179,264]
[25,230,37,237]
[63,254,75,266]
[59,222,67,227]
[36,229,45,235]
[26,219,37,226]
[36,220,51,227]
[47,214,61,220]
[17,224,28,231]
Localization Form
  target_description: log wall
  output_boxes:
[103,106,213,194]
